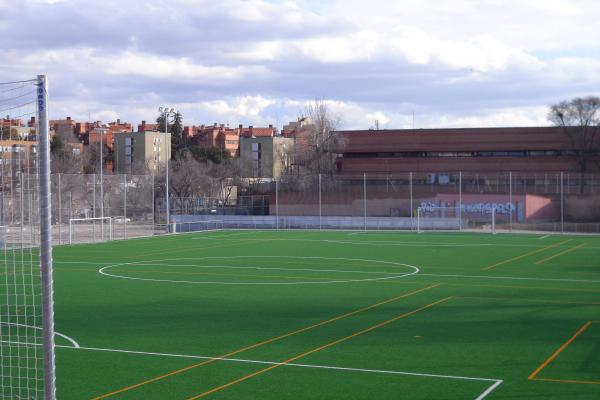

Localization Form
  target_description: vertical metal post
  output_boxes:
[509,171,513,230]
[99,128,104,240]
[561,171,564,234]
[152,174,155,231]
[164,114,170,233]
[458,172,462,231]
[37,74,56,400]
[363,173,367,231]
[92,174,96,218]
[275,179,279,230]
[409,172,413,230]
[57,173,61,245]
[124,174,127,239]
[318,173,322,230]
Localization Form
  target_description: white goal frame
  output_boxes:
[69,217,113,244]
[172,219,224,234]
[417,206,497,234]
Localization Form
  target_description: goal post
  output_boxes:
[417,205,497,234]
[0,74,56,400]
[172,219,224,233]
[417,206,462,233]
[69,217,113,244]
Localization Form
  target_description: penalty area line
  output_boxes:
[60,345,503,400]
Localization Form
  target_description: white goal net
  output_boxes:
[0,76,56,399]
[69,217,113,244]
[417,205,497,234]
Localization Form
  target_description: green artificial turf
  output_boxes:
[42,230,600,399]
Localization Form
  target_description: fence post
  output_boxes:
[458,171,462,231]
[275,179,279,230]
[561,171,564,234]
[318,173,322,230]
[509,171,513,231]
[410,172,413,230]
[363,173,367,231]
[57,173,61,245]
[124,174,127,239]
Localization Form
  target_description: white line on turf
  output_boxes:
[57,345,503,400]
[539,235,550,240]
[0,322,80,348]
[98,256,420,285]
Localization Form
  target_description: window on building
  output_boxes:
[252,142,261,177]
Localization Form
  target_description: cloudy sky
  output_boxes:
[1,0,599,129]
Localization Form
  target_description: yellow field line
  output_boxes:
[535,243,586,265]
[532,377,600,385]
[528,321,593,380]
[186,297,453,399]
[91,284,441,399]
[483,239,573,271]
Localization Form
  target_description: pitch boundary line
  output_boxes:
[56,344,502,400]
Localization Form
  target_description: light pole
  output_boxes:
[158,107,175,232]
[98,125,108,239]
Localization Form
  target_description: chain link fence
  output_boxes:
[170,171,600,234]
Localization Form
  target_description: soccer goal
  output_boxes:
[172,219,224,233]
[417,205,497,234]
[416,206,462,233]
[69,217,113,244]
[0,76,56,399]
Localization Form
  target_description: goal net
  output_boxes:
[417,206,462,233]
[69,217,113,244]
[172,219,224,233]
[417,205,497,234]
[0,76,56,398]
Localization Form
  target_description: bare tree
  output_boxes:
[294,99,345,175]
[549,96,600,193]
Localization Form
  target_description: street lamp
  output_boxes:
[158,107,175,232]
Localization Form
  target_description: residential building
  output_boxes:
[239,135,294,178]
[187,123,240,156]
[113,131,171,174]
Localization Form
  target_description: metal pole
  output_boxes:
[57,173,61,245]
[37,74,56,400]
[509,171,513,231]
[318,173,322,230]
[409,172,413,230]
[99,128,104,240]
[458,172,462,231]
[92,175,96,218]
[363,173,367,231]
[124,174,127,239]
[275,179,279,230]
[561,171,564,234]
[164,112,170,233]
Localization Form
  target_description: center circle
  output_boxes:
[98,256,419,285]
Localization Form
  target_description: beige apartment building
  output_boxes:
[113,131,171,174]
[239,136,294,178]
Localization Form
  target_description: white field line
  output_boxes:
[116,263,402,276]
[0,322,80,348]
[539,235,550,240]
[98,256,420,286]
[190,236,600,249]
[57,345,503,400]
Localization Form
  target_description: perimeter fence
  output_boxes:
[171,171,600,234]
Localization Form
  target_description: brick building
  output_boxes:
[334,127,600,174]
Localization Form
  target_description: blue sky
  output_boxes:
[1,0,599,130]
